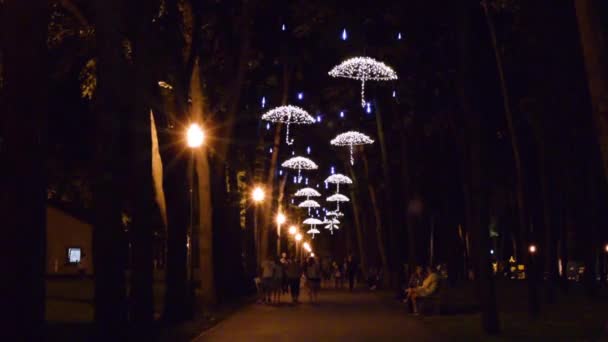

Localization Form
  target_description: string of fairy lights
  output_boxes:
[259,24,399,245]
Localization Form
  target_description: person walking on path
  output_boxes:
[260,257,276,304]
[280,252,289,295]
[286,256,302,303]
[332,260,343,289]
[346,255,357,292]
[272,256,284,304]
[305,257,322,303]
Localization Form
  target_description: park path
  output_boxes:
[193,289,442,341]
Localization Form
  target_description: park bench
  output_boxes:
[417,279,446,315]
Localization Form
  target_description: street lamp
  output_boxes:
[295,233,303,261]
[251,185,265,270]
[252,186,265,203]
[289,225,297,235]
[310,252,315,258]
[276,212,286,257]
[187,123,205,148]
[529,244,537,254]
[186,123,204,311]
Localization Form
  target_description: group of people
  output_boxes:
[329,255,358,291]
[401,265,440,315]
[255,254,360,305]
[256,253,322,304]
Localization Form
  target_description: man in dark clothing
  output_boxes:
[285,256,302,303]
[346,255,357,292]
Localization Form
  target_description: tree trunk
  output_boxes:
[0,1,48,339]
[373,101,395,285]
[575,0,608,185]
[189,59,216,307]
[261,61,290,262]
[129,1,159,330]
[458,1,500,333]
[362,153,389,287]
[92,0,129,336]
[482,0,538,316]
[347,163,368,279]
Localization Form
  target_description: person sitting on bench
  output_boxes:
[404,265,439,315]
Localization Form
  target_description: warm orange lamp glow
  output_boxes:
[186,123,204,148]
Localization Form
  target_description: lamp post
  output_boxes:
[604,244,608,284]
[251,186,265,268]
[186,123,204,307]
[276,213,286,257]
[295,233,302,261]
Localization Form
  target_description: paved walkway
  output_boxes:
[193,289,441,341]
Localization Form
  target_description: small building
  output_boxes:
[46,205,93,275]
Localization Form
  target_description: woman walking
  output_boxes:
[305,257,321,304]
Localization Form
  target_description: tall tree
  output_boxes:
[362,152,390,287]
[575,0,608,185]
[92,0,128,336]
[458,1,500,333]
[482,0,539,315]
[128,0,160,331]
[0,1,48,340]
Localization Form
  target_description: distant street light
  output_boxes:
[529,244,537,254]
[605,244,608,253]
[252,186,265,203]
[289,226,297,235]
[186,123,205,148]
[276,213,286,225]
[295,233,302,242]
[310,252,315,258]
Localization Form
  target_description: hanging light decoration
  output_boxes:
[328,57,398,107]
[262,105,315,145]
[366,102,372,114]
[397,32,402,40]
[294,187,321,200]
[326,210,344,218]
[297,92,304,100]
[303,218,323,239]
[325,173,353,193]
[327,193,350,211]
[330,166,335,174]
[341,28,348,41]
[340,111,345,118]
[298,199,321,215]
[324,218,340,235]
[330,131,375,165]
[282,24,286,31]
[281,156,318,182]
[306,146,311,155]
[261,96,266,108]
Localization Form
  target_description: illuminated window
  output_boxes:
[67,247,82,264]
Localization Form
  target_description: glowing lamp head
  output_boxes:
[295,233,303,242]
[605,244,608,253]
[252,187,265,203]
[289,226,297,235]
[310,252,315,257]
[529,244,537,254]
[186,123,204,148]
[303,242,310,250]
[276,213,286,225]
